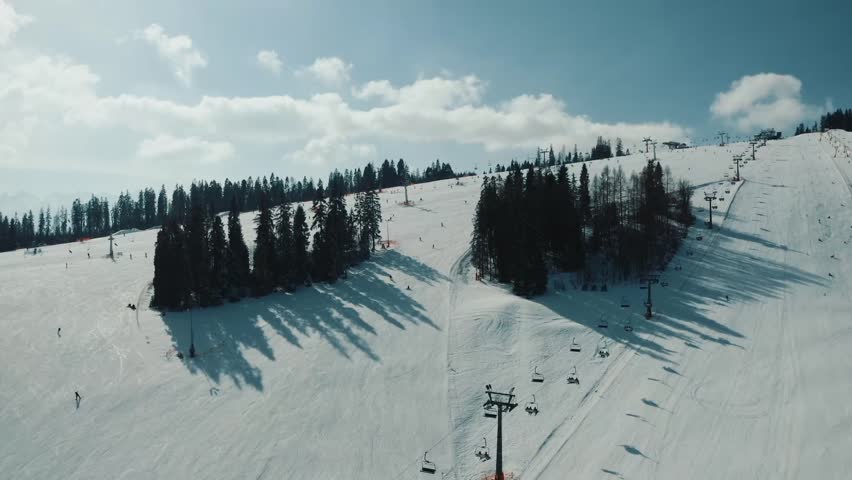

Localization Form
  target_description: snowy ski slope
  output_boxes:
[1,133,851,479]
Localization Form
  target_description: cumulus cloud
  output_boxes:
[137,24,207,86]
[256,49,282,75]
[136,134,234,164]
[0,0,33,46]
[297,56,352,87]
[1,52,689,174]
[286,136,376,166]
[711,73,819,132]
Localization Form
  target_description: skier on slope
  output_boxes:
[75,391,82,407]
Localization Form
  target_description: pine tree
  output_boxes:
[209,214,228,305]
[252,191,277,295]
[292,205,310,285]
[275,202,294,289]
[579,163,591,227]
[226,196,250,299]
[186,206,212,305]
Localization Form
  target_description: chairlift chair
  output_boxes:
[624,320,634,332]
[570,337,582,352]
[696,235,704,240]
[567,366,580,384]
[420,452,437,474]
[597,341,610,358]
[525,395,539,415]
[597,316,609,328]
[475,438,490,461]
[531,366,544,383]
[483,402,497,418]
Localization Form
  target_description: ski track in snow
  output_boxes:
[2,133,852,479]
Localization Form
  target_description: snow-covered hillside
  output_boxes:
[2,133,851,479]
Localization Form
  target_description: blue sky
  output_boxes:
[1,0,850,211]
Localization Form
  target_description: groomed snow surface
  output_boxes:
[2,132,851,479]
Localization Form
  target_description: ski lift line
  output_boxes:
[393,333,618,480]
[393,280,657,477]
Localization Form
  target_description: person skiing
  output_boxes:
[75,391,82,408]
[57,327,61,337]
[406,285,411,291]
[87,252,90,259]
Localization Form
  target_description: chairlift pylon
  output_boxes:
[420,451,437,474]
[531,366,544,383]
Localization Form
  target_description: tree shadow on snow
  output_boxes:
[533,206,827,363]
[159,250,441,391]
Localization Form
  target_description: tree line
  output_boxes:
[0,158,465,254]
[795,107,852,135]
[489,137,630,174]
[471,160,693,296]
[151,166,383,309]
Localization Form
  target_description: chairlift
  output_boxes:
[597,340,610,358]
[420,451,437,474]
[696,235,704,241]
[661,280,669,287]
[483,402,497,418]
[567,366,580,384]
[531,366,544,383]
[712,206,719,210]
[725,189,730,194]
[620,296,630,308]
[570,337,581,352]
[525,395,539,415]
[719,197,725,201]
[624,320,634,332]
[674,262,682,271]
[597,316,609,329]
[475,438,490,461]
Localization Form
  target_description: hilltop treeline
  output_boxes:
[471,160,693,296]
[490,137,629,173]
[0,158,464,253]
[151,167,383,309]
[795,108,852,135]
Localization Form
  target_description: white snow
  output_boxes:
[1,132,851,479]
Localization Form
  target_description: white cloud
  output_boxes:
[1,52,689,177]
[136,134,234,164]
[286,136,375,166]
[137,24,207,86]
[711,73,819,132]
[256,49,282,75]
[297,56,352,87]
[0,0,33,46]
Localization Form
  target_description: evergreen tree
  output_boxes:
[291,205,310,286]
[186,206,212,305]
[275,201,294,289]
[226,196,251,299]
[252,191,277,295]
[579,163,592,227]
[209,214,228,305]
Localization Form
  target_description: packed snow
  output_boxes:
[1,132,851,479]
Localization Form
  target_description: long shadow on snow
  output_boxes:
[160,250,441,391]
[534,218,826,362]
